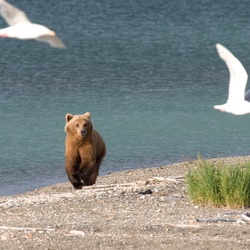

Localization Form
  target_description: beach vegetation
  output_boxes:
[185,159,250,208]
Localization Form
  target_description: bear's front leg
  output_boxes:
[65,155,84,189]
[84,169,98,186]
[68,174,84,189]
[81,163,99,186]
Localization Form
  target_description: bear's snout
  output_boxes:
[81,128,87,137]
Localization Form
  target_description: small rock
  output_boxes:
[139,189,153,195]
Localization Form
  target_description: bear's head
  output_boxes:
[64,112,92,138]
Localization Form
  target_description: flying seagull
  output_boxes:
[214,43,250,115]
[0,0,66,48]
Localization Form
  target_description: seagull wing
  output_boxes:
[0,0,31,26]
[216,43,248,103]
[36,34,66,48]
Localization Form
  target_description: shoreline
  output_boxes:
[1,156,250,249]
[3,155,250,198]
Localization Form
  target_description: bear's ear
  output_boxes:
[65,114,74,123]
[84,112,91,119]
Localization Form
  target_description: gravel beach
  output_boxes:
[1,156,250,249]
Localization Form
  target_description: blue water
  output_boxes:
[1,0,250,196]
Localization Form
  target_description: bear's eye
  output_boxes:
[76,123,79,128]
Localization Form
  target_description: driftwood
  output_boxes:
[83,176,185,190]
[165,223,200,228]
[241,212,250,221]
[149,176,184,182]
[197,212,250,224]
[0,226,85,236]
[196,218,243,223]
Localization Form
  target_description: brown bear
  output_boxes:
[64,112,106,189]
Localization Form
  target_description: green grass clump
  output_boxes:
[186,159,250,208]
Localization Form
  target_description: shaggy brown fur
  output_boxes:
[64,112,106,189]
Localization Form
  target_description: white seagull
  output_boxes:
[0,0,66,48]
[214,43,250,115]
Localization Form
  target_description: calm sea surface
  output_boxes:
[1,0,250,196]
